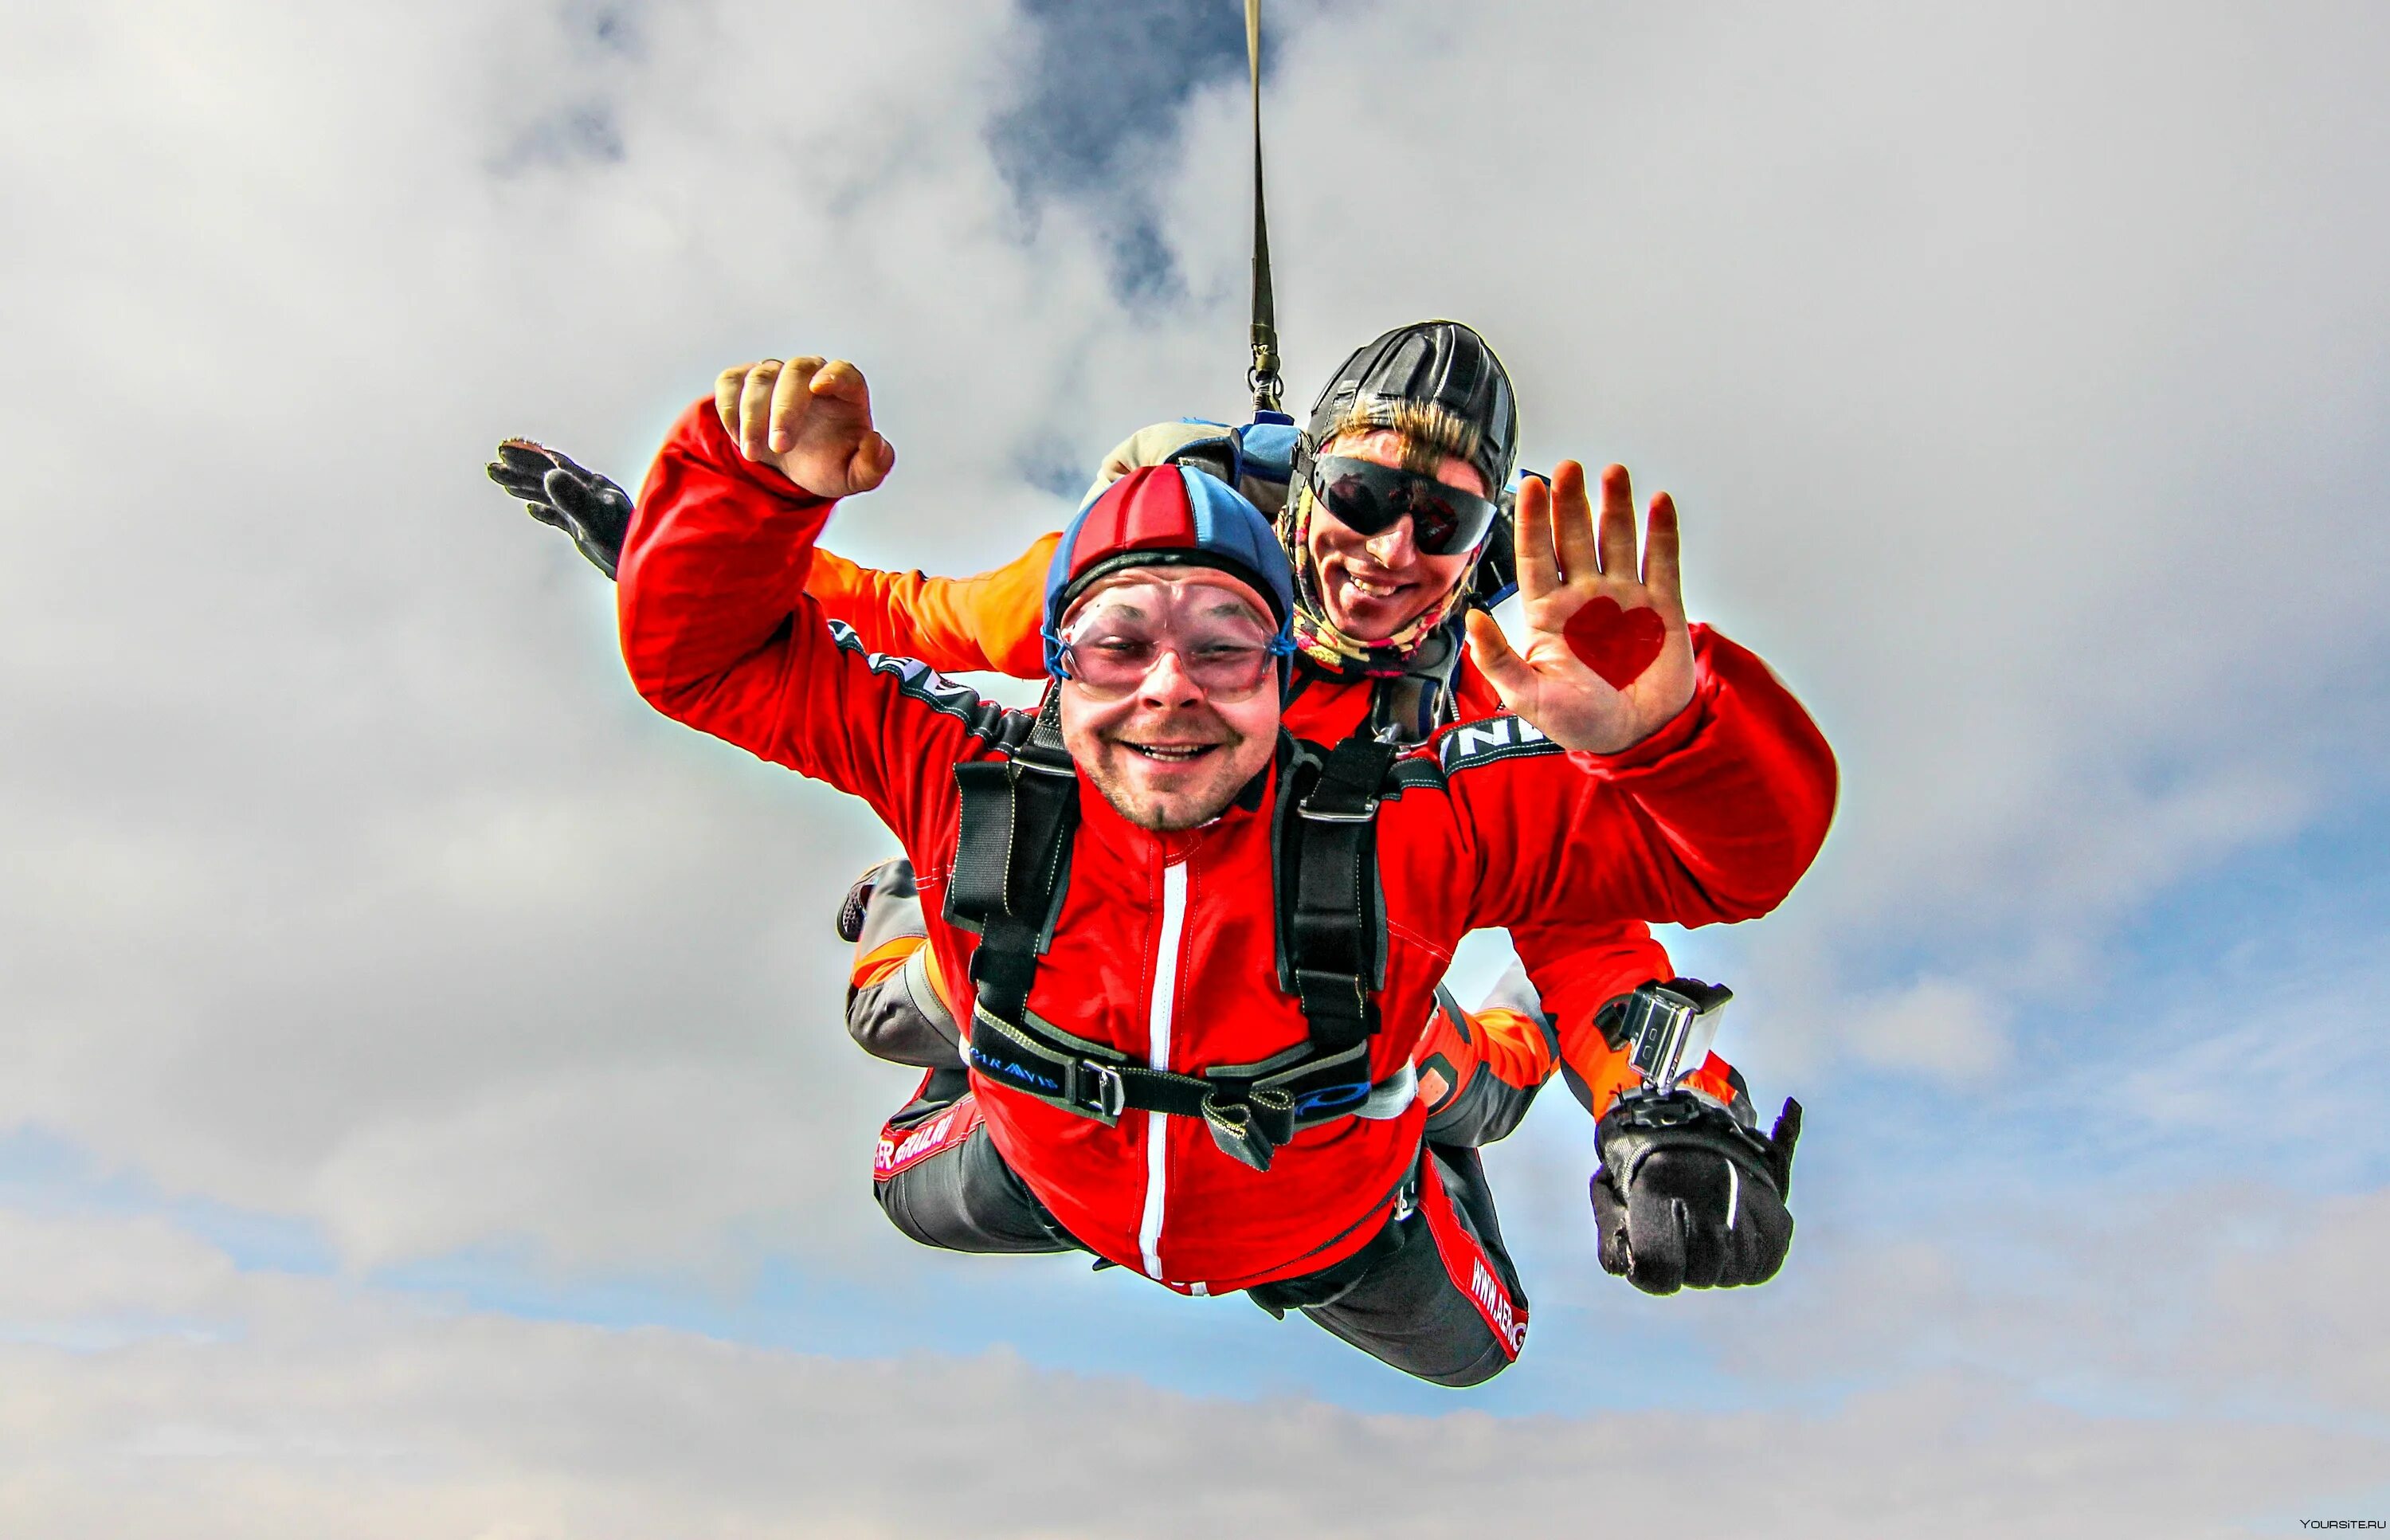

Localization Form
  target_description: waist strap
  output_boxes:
[966,1001,1416,1173]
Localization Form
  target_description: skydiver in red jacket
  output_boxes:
[499,323,1768,1247]
[613,352,1836,1385]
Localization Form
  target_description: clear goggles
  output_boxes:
[1055,580,1290,703]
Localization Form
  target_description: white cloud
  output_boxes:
[0,0,1107,1270]
[2196,1188,2390,1418]
[4,1209,2388,1538]
[0,1213,241,1326]
[1840,976,2009,1083]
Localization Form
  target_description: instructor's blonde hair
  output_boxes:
[1322,399,1485,488]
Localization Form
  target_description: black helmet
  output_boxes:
[1295,320,1518,500]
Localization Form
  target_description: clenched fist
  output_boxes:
[1593,1093,1801,1295]
[713,356,895,500]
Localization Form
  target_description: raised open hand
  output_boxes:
[712,356,895,500]
[1462,461,1697,754]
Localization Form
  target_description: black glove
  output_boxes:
[1593,1093,1800,1295]
[488,438,633,580]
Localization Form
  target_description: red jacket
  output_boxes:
[623,401,1838,1291]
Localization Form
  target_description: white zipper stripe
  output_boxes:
[1138,860,1189,1279]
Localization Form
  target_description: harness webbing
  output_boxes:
[946,708,1408,1174]
[1278,734,1397,1053]
[949,692,1077,1026]
[1245,0,1283,416]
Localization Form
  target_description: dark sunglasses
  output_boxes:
[1307,455,1500,558]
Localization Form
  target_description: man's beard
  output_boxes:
[1083,727,1255,832]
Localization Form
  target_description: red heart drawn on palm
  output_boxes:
[1562,597,1667,688]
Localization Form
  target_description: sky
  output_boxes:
[3,0,2388,1533]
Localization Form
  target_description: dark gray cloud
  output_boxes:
[988,0,1253,298]
[993,0,1252,197]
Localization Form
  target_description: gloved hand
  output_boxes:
[487,438,633,580]
[1592,1093,1800,1295]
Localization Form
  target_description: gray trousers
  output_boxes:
[870,1068,1529,1388]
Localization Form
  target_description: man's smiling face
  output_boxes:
[1056,570,1283,833]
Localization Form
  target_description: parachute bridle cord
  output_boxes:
[1246,0,1285,417]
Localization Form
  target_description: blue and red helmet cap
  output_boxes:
[1040,464,1298,677]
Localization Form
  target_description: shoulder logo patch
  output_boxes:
[1436,714,1564,774]
[829,620,1019,741]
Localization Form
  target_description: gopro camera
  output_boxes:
[1617,978,1734,1096]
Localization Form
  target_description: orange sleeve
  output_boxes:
[1561,1029,1742,1123]
[801,534,1060,681]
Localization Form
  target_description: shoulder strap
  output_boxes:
[947,690,1078,1025]
[1275,731,1398,1054]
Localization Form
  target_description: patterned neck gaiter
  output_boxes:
[1280,480,1484,680]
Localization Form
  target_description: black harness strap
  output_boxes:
[1279,733,1397,1053]
[965,1005,1385,1173]
[947,691,1078,1026]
